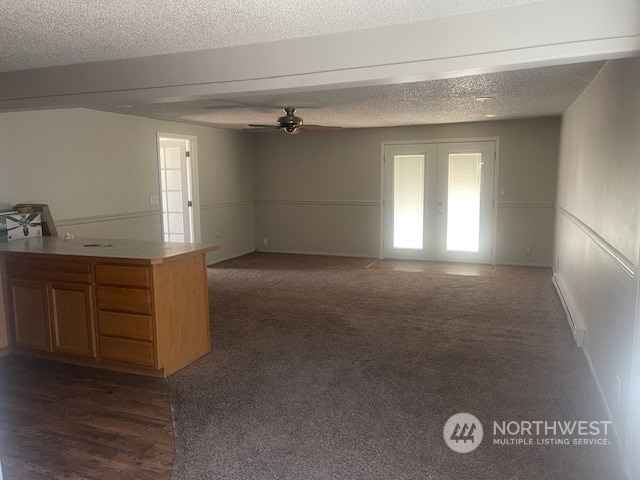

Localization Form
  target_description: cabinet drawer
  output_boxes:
[95,264,150,288]
[99,336,155,367]
[7,260,90,284]
[96,287,152,315]
[98,312,153,341]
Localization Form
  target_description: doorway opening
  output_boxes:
[382,140,498,264]
[156,133,200,243]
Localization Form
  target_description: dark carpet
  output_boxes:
[168,253,623,480]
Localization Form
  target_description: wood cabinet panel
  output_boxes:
[98,311,153,341]
[99,336,155,367]
[96,287,152,315]
[95,265,150,289]
[49,283,96,357]
[10,279,51,351]
[7,260,90,284]
[154,254,210,376]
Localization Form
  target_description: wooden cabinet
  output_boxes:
[99,336,155,367]
[95,265,156,368]
[0,240,214,377]
[10,279,51,352]
[49,283,95,357]
[97,311,153,341]
[6,259,95,356]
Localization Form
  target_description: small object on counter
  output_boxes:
[13,203,58,236]
[63,232,74,241]
[5,212,43,241]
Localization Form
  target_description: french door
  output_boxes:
[383,141,496,264]
[157,136,196,243]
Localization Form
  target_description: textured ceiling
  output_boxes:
[0,0,538,72]
[96,62,605,130]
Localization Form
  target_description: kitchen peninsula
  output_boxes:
[0,237,218,377]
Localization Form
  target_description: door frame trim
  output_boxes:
[379,136,500,264]
[156,132,201,243]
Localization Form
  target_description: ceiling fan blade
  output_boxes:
[247,124,281,129]
[300,124,342,131]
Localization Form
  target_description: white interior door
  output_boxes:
[436,142,495,264]
[383,141,496,264]
[158,137,194,243]
[384,144,438,260]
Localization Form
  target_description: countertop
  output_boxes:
[0,237,219,261]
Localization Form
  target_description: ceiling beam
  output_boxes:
[0,0,638,112]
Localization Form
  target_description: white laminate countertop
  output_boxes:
[0,237,219,261]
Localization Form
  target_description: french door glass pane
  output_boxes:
[394,155,424,249]
[447,153,482,252]
[165,169,182,190]
[164,147,180,168]
[166,191,183,213]
[168,213,184,234]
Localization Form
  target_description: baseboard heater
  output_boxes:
[552,274,585,347]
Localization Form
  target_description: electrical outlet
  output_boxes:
[150,195,160,205]
[262,237,268,246]
[525,246,532,255]
[616,376,622,405]
[215,231,221,239]
[499,188,506,197]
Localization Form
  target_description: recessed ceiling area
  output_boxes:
[0,0,539,72]
[95,61,605,130]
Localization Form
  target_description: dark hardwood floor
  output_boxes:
[0,355,174,480]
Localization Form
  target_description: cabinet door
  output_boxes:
[10,279,51,351]
[49,283,96,357]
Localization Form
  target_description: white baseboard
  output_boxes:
[255,248,376,259]
[250,252,552,265]
[552,273,585,347]
[552,272,622,453]
[497,261,553,267]
[206,249,256,266]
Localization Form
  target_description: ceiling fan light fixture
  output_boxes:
[277,107,303,133]
[246,107,341,134]
[284,125,300,134]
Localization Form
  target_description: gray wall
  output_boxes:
[554,57,640,471]
[0,108,255,264]
[252,117,560,265]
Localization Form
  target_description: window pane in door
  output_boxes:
[447,153,482,252]
[164,147,180,168]
[394,155,424,249]
[168,213,184,234]
[165,169,182,190]
[167,191,183,213]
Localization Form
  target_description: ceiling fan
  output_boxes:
[245,107,341,134]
